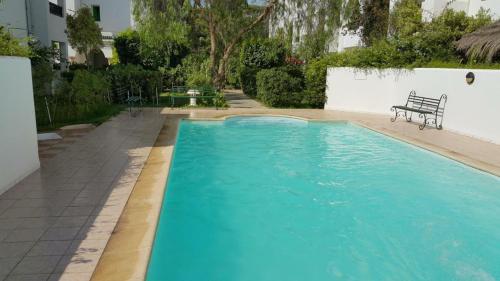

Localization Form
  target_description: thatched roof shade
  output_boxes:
[456,20,500,62]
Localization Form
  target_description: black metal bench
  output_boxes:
[391,91,448,130]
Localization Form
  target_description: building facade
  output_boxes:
[271,0,499,55]
[66,0,135,62]
[268,0,356,53]
[0,0,69,67]
[422,0,500,21]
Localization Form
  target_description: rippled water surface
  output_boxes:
[147,117,500,281]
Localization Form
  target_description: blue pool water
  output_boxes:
[147,117,500,281]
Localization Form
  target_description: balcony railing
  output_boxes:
[49,2,63,17]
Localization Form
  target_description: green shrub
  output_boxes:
[161,65,187,88]
[114,28,142,65]
[34,70,116,128]
[68,63,88,71]
[240,38,287,69]
[72,70,110,101]
[182,54,212,88]
[214,92,228,108]
[256,68,304,107]
[239,66,259,97]
[0,26,30,57]
[239,38,288,96]
[225,56,240,88]
[106,64,162,102]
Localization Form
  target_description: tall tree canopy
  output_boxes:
[132,0,191,68]
[344,0,390,46]
[132,0,348,88]
[66,7,103,65]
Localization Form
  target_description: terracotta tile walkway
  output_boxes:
[0,109,165,281]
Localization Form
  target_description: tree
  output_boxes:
[389,0,422,38]
[360,0,391,45]
[66,7,103,66]
[132,0,191,68]
[114,28,142,65]
[0,26,30,57]
[344,0,390,46]
[192,0,280,89]
[133,0,345,89]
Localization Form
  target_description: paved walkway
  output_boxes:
[0,109,165,281]
[223,89,265,108]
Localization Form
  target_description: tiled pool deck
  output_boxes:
[1,107,499,281]
[0,109,165,281]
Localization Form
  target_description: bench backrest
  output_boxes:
[114,86,129,104]
[406,91,447,116]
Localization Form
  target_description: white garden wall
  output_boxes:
[325,67,500,144]
[0,57,40,195]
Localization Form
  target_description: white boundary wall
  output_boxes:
[325,67,500,144]
[0,57,40,195]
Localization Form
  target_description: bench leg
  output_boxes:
[405,111,412,122]
[418,114,427,130]
[390,107,400,122]
[436,113,443,130]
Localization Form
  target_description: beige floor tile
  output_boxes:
[76,223,115,241]
[27,241,71,256]
[91,205,125,217]
[66,239,108,256]
[40,227,81,241]
[12,198,70,209]
[52,216,88,229]
[5,274,51,281]
[25,190,79,200]
[0,242,35,258]
[0,219,22,230]
[15,218,58,230]
[0,200,16,215]
[60,207,95,217]
[0,229,11,241]
[54,253,101,274]
[11,256,61,275]
[4,228,46,242]
[0,207,63,219]
[47,272,92,281]
[0,257,23,276]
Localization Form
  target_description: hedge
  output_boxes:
[256,67,304,107]
[239,38,287,97]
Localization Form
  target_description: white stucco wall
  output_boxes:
[325,67,500,144]
[79,0,134,34]
[0,57,40,195]
[0,0,28,39]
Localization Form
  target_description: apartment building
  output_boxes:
[66,0,135,62]
[422,0,500,21]
[0,0,69,67]
[271,0,499,54]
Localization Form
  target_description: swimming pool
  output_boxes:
[147,117,500,281]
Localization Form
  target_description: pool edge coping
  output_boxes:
[90,118,179,281]
[91,112,500,281]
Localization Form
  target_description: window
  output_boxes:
[49,2,63,17]
[92,5,100,22]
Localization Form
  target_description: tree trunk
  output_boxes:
[213,42,236,90]
[210,1,277,90]
[208,9,217,80]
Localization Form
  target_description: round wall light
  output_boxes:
[466,72,475,85]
